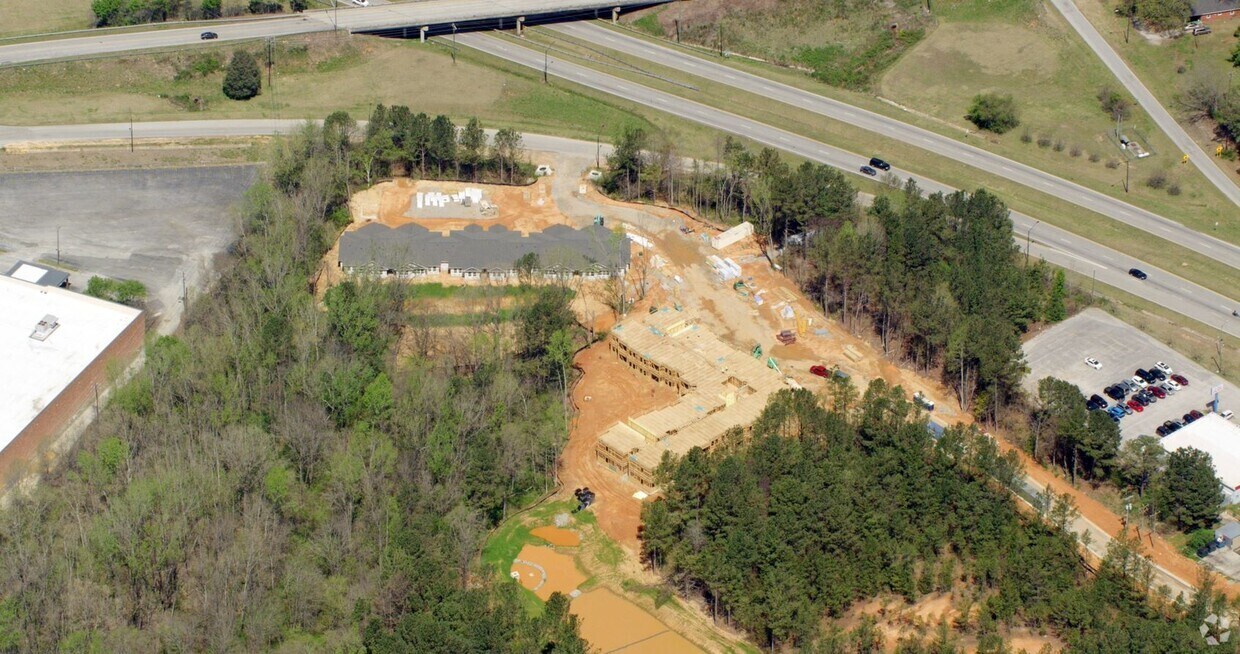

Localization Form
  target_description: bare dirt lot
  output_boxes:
[352,177,567,234]
[572,588,703,654]
[511,544,586,602]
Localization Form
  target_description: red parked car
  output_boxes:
[1126,399,1144,413]
[810,365,829,378]
[1149,386,1166,399]
[1172,374,1189,386]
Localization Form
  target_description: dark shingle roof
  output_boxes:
[1192,0,1240,17]
[339,223,630,273]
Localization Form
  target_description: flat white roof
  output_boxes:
[0,276,142,451]
[1160,414,1240,490]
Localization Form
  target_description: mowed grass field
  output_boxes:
[879,0,1232,237]
[0,32,725,158]
[1069,1,1240,184]
[0,0,94,37]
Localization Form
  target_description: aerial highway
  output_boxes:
[0,0,664,67]
[547,22,1240,271]
[454,33,1239,333]
[1048,0,1240,208]
[2,118,1236,338]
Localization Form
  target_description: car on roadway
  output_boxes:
[350,0,370,5]
[1148,386,1166,399]
[869,157,891,171]
[1154,361,1173,375]
[1160,379,1181,392]
[1085,357,1102,369]
[810,365,829,378]
[200,31,218,40]
[1131,375,1148,389]
[859,165,877,176]
[1222,409,1235,420]
[1171,374,1189,386]
[1126,399,1143,413]
[1128,268,1148,280]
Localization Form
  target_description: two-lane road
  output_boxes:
[9,118,1234,337]
[0,0,661,66]
[1048,0,1240,207]
[548,22,1240,271]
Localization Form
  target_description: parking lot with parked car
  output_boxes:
[1022,309,1236,441]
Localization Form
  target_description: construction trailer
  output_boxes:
[711,221,754,250]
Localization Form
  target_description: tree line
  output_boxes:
[603,131,1059,423]
[642,384,1229,652]
[359,105,530,185]
[0,113,587,652]
[92,0,312,27]
[1030,376,1224,535]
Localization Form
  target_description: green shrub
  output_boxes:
[1168,183,1182,196]
[966,93,1020,134]
[1145,170,1168,189]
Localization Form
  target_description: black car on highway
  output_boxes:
[1128,268,1148,280]
[869,157,891,171]
[200,31,218,40]
[860,165,877,176]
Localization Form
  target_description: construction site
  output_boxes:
[596,309,788,487]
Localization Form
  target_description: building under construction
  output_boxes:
[595,309,786,487]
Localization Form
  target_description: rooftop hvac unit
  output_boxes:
[30,314,59,341]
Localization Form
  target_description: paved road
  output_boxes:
[0,0,657,66]
[549,22,1240,271]
[2,118,1237,337]
[453,33,1240,336]
[1048,0,1240,207]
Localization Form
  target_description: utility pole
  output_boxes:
[1124,157,1130,192]
[129,111,134,152]
[543,46,549,83]
[596,122,605,169]
[1024,220,1039,267]
[718,23,723,56]
[674,18,680,43]
[56,226,60,264]
[451,23,458,64]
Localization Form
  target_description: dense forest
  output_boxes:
[0,115,588,652]
[642,384,1230,652]
[604,131,1058,422]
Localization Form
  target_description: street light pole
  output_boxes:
[56,226,60,265]
[543,47,549,83]
[596,122,605,169]
[1024,220,1040,267]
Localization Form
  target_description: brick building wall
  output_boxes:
[0,313,144,484]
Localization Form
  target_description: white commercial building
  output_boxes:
[1160,413,1240,505]
[0,276,144,480]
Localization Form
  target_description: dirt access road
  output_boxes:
[540,151,1232,603]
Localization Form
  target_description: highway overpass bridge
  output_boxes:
[0,0,672,67]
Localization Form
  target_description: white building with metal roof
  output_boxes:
[1160,413,1240,504]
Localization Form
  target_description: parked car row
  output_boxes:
[1085,361,1190,428]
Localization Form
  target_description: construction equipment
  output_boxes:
[776,329,797,345]
[751,343,763,358]
[593,215,605,226]
[766,357,781,373]
[649,305,659,314]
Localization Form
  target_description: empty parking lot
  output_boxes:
[0,165,257,332]
[1023,309,1236,440]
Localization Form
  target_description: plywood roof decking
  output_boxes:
[599,309,786,474]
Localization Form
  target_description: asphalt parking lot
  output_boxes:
[0,166,257,332]
[1023,308,1236,440]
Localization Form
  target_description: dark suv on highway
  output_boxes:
[869,157,891,171]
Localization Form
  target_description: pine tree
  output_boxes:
[1045,269,1067,322]
[1152,446,1223,531]
[222,50,261,101]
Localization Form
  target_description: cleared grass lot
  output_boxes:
[1069,1,1240,187]
[1023,308,1238,440]
[0,31,730,161]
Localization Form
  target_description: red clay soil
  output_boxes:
[572,588,704,654]
[531,526,581,547]
[559,342,680,553]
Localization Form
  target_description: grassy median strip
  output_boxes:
[576,18,1237,246]
[516,27,1239,299]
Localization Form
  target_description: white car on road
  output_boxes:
[1085,357,1102,369]
[1155,361,1173,375]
